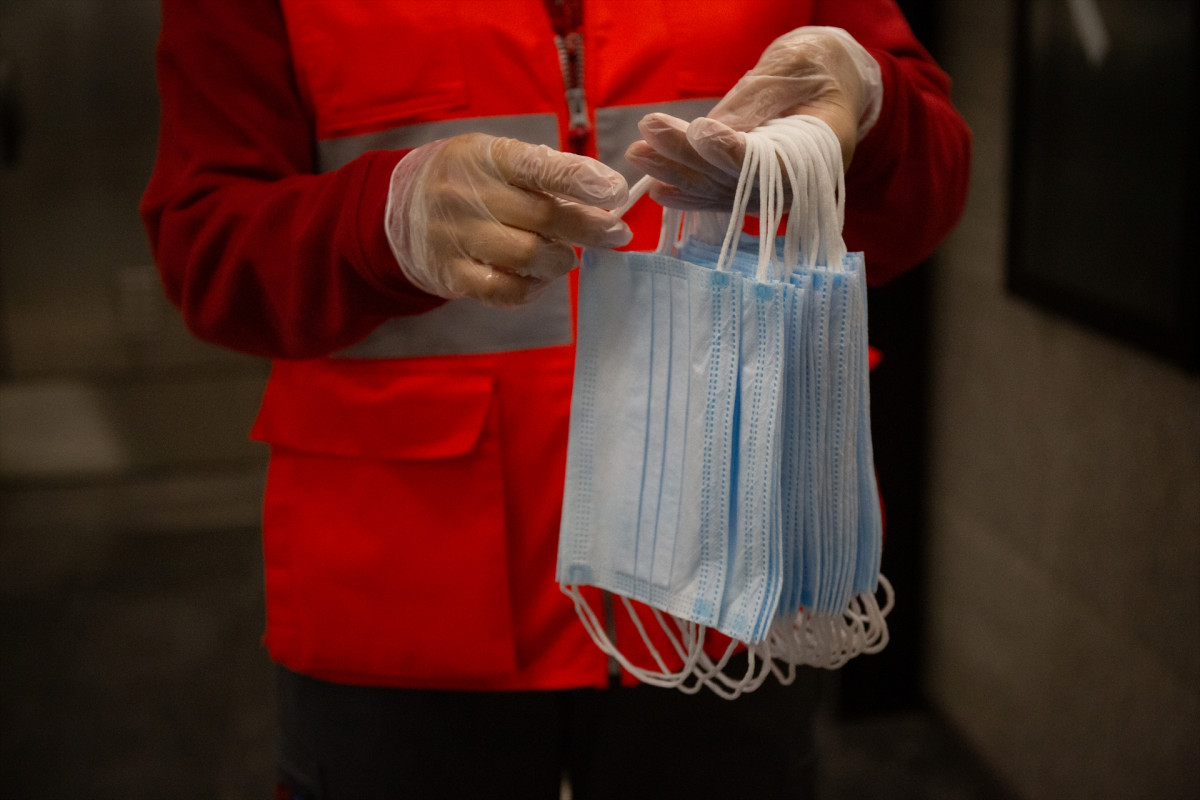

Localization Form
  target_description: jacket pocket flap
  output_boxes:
[251,359,494,460]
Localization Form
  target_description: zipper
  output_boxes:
[549,1,590,154]
[555,31,590,154]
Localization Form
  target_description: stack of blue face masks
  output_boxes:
[558,116,892,698]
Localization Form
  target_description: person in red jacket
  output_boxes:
[141,1,969,797]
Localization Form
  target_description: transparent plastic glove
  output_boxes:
[625,26,882,210]
[386,133,632,306]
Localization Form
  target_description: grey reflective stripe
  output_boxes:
[323,113,566,359]
[319,99,721,179]
[325,100,719,360]
[335,278,572,359]
[317,113,561,171]
[594,98,721,186]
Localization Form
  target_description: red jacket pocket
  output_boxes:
[252,358,519,686]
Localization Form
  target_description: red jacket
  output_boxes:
[141,0,970,690]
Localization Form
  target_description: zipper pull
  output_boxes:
[566,87,589,135]
[556,31,590,153]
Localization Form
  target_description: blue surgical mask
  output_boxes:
[718,278,787,644]
[560,115,892,694]
[558,247,740,625]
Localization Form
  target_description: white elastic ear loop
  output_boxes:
[805,117,847,268]
[767,119,822,269]
[615,600,783,699]
[764,121,823,278]
[861,574,893,654]
[657,207,684,255]
[765,116,847,269]
[617,595,707,684]
[752,134,779,281]
[766,631,798,685]
[565,586,693,688]
[812,117,847,233]
[802,130,823,267]
[754,133,782,283]
[561,585,700,689]
[769,574,892,668]
[716,132,763,273]
[687,631,781,699]
[781,612,818,667]
[807,126,837,268]
[690,210,733,248]
[681,631,759,699]
[841,596,870,660]
[604,173,682,258]
[611,174,653,219]
[770,616,806,675]
[692,641,768,700]
[644,605,712,689]
[775,116,841,263]
[764,128,806,278]
[608,174,683,257]
[667,623,720,690]
[733,643,777,697]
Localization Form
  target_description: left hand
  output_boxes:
[625,26,882,210]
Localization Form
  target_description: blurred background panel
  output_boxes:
[1008,0,1198,369]
[0,0,269,486]
[0,2,273,797]
[926,2,1199,798]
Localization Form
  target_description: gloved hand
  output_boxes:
[625,27,882,210]
[386,133,632,306]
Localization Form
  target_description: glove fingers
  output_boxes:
[634,113,740,181]
[440,256,551,308]
[470,225,573,284]
[450,219,592,306]
[487,184,632,249]
[646,179,739,211]
[626,116,756,211]
[490,138,629,208]
[625,141,735,202]
[626,112,743,208]
[433,213,574,305]
[459,219,578,284]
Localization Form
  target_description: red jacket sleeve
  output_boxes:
[814,0,972,285]
[139,0,441,359]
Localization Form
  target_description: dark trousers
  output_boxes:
[275,657,823,800]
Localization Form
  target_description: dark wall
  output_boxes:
[838,0,940,714]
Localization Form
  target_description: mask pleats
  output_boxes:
[558,116,892,694]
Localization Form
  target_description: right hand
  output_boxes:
[625,27,881,211]
[385,133,632,306]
